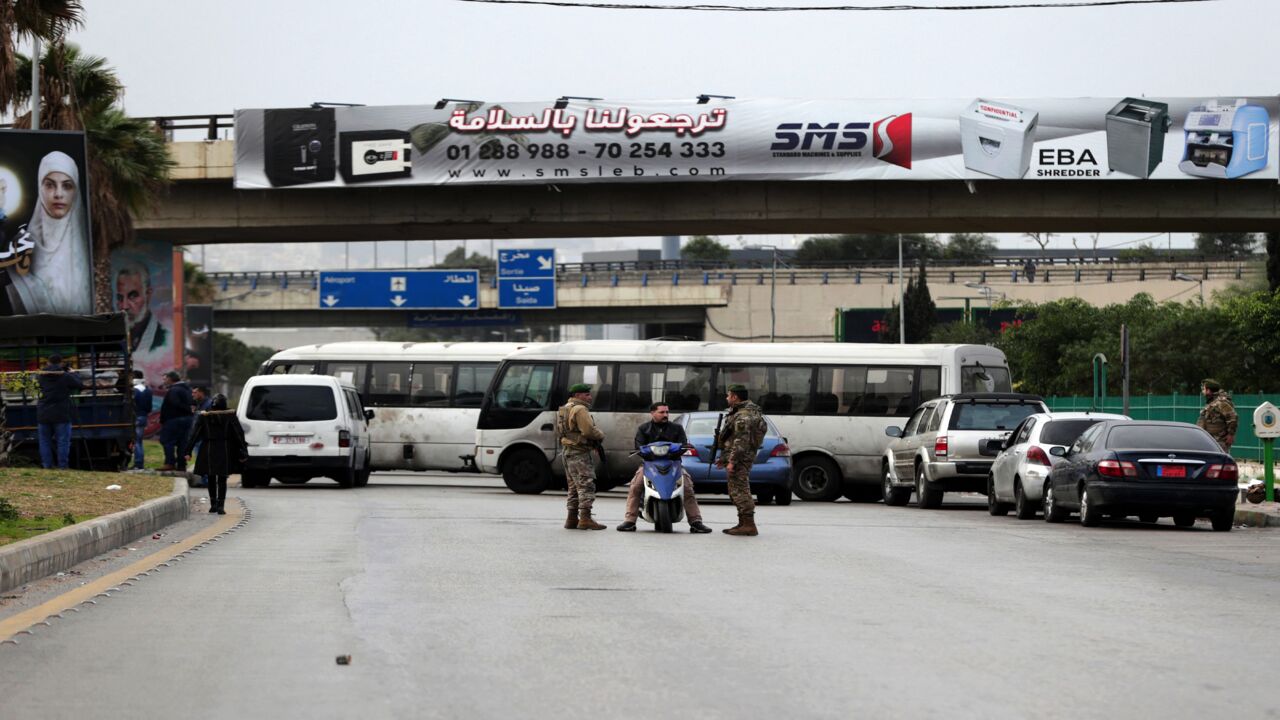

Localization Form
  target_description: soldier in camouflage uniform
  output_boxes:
[557,383,608,530]
[716,384,768,536]
[1196,378,1238,453]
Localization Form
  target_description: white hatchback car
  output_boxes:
[238,375,374,488]
[985,411,1129,519]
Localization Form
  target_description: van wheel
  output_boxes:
[241,471,267,488]
[354,453,371,487]
[793,456,842,502]
[503,448,551,494]
[337,465,355,489]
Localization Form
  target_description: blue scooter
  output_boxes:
[636,441,688,533]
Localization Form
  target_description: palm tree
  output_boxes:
[9,42,173,311]
[0,0,82,110]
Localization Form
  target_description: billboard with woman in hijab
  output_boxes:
[0,130,93,316]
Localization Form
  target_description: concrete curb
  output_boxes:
[0,478,190,594]
[1234,502,1280,528]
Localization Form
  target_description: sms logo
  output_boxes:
[770,113,912,169]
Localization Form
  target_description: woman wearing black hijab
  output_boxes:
[182,394,247,514]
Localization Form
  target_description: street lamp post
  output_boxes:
[898,234,905,344]
[745,244,780,342]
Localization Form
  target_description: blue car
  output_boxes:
[675,411,794,506]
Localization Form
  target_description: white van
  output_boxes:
[237,375,374,488]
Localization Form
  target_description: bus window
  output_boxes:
[664,365,711,412]
[962,365,1012,393]
[717,365,812,415]
[919,367,942,404]
[616,363,664,412]
[858,367,917,416]
[369,362,411,406]
[325,362,368,395]
[267,363,313,375]
[454,363,496,408]
[567,363,615,411]
[815,366,864,414]
[495,363,556,410]
[409,363,452,407]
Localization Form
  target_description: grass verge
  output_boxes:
[0,468,173,546]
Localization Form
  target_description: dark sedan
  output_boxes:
[1042,420,1238,531]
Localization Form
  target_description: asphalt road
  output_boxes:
[1,472,1278,719]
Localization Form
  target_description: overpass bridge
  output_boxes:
[139,141,1280,244]
[211,260,1263,340]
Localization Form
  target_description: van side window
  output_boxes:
[858,367,916,417]
[615,364,664,413]
[715,365,813,414]
[455,363,497,408]
[409,363,452,408]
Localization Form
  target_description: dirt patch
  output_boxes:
[0,468,173,546]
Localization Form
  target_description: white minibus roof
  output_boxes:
[500,341,1004,366]
[268,341,538,363]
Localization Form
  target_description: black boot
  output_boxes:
[688,520,712,534]
[616,521,637,532]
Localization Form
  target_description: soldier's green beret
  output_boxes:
[727,384,747,394]
[569,383,592,394]
[1202,378,1221,392]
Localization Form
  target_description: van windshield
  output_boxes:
[246,386,338,422]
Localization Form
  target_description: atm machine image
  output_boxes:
[1179,99,1271,179]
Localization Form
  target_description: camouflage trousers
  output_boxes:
[726,459,756,516]
[564,451,597,515]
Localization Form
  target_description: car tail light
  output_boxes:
[770,443,790,458]
[1097,460,1137,478]
[685,445,699,459]
[934,436,948,458]
[339,430,351,448]
[1206,463,1238,481]
[1026,446,1051,466]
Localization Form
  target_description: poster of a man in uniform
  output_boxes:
[110,238,176,436]
[0,130,94,316]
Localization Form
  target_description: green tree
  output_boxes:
[681,235,730,262]
[795,234,939,265]
[882,259,936,343]
[943,233,995,263]
[1117,243,1159,262]
[211,331,274,404]
[1266,232,1279,293]
[433,245,495,273]
[183,260,216,304]
[1194,232,1257,258]
[929,320,996,345]
[0,0,81,109]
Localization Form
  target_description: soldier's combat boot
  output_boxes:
[565,508,579,529]
[722,513,744,534]
[577,509,607,530]
[616,521,637,532]
[688,520,712,534]
[725,513,758,536]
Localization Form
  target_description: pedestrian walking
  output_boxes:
[1196,378,1238,453]
[188,386,212,487]
[158,370,194,471]
[36,353,82,469]
[182,394,247,515]
[1023,258,1038,284]
[716,384,768,536]
[556,383,607,530]
[131,370,152,470]
[616,401,712,533]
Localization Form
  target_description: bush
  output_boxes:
[0,497,19,521]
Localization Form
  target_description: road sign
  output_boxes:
[1254,402,1280,439]
[318,270,479,310]
[498,248,555,309]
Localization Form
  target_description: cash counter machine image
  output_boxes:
[1178,99,1270,179]
[959,99,1039,180]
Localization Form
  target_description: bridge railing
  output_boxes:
[148,114,235,141]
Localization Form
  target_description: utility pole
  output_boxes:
[898,234,905,344]
[769,246,777,343]
[30,38,40,129]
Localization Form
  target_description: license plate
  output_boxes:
[1159,465,1186,478]
[272,436,310,445]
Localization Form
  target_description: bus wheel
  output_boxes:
[793,456,842,502]
[503,448,551,495]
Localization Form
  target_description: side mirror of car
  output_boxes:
[1049,446,1067,457]
[364,409,375,421]
[978,439,1002,457]
[885,426,902,438]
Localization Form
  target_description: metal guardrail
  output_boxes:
[147,114,234,141]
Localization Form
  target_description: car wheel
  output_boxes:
[793,456,842,502]
[1138,513,1158,524]
[915,464,942,509]
[1014,479,1037,520]
[337,463,356,489]
[1173,513,1196,528]
[1210,509,1234,532]
[987,475,1009,516]
[1043,482,1067,523]
[354,455,371,487]
[756,488,774,505]
[774,486,793,506]
[882,465,911,507]
[502,447,551,495]
[1079,485,1102,527]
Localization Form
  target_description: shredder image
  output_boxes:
[959,99,1039,179]
[1179,99,1271,179]
[339,130,414,183]
[1105,98,1172,178]
[263,107,336,187]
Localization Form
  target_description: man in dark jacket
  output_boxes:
[37,353,82,469]
[183,394,247,514]
[131,370,152,470]
[616,402,711,533]
[158,370,194,471]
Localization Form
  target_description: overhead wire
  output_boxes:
[456,0,1215,12]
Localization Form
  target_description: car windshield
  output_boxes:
[1106,425,1221,452]
[246,385,338,422]
[1040,419,1102,446]
[949,402,1039,431]
[686,415,776,437]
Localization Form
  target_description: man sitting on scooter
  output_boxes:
[617,402,712,533]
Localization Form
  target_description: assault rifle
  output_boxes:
[590,438,607,467]
[705,412,725,481]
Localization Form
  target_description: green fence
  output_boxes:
[1045,394,1278,462]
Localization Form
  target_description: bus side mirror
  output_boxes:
[364,409,375,421]
[885,426,902,438]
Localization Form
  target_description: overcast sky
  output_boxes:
[67,0,1274,269]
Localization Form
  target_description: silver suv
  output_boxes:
[881,393,1049,508]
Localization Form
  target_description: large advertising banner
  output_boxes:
[183,304,213,388]
[234,96,1279,188]
[110,238,176,435]
[0,130,94,315]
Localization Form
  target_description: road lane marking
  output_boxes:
[0,500,247,643]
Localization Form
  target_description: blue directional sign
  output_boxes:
[498,248,556,309]
[318,270,480,310]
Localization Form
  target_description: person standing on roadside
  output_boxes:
[716,384,767,536]
[183,393,247,515]
[1196,378,1238,453]
[158,370,194,471]
[616,402,711,533]
[131,370,152,470]
[557,383,607,530]
[36,353,82,469]
[187,386,212,487]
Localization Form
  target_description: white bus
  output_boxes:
[473,341,1012,500]
[260,342,535,472]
